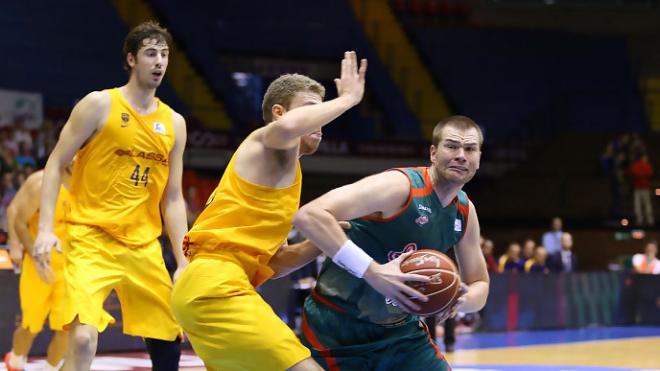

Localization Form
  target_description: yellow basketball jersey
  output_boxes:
[67,88,175,246]
[28,185,71,241]
[184,139,302,287]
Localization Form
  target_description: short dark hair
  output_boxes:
[431,115,483,147]
[122,21,172,72]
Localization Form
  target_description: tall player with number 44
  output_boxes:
[32,22,187,371]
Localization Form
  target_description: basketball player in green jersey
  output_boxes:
[271,115,490,370]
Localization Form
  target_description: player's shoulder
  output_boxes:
[81,90,112,108]
[22,170,45,193]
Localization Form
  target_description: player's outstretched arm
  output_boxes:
[34,91,110,282]
[261,51,367,150]
[161,112,189,281]
[293,171,430,312]
[269,240,322,279]
[453,201,489,313]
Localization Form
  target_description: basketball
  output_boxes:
[399,249,461,316]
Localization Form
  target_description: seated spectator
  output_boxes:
[522,238,535,262]
[481,238,498,273]
[524,246,549,274]
[548,232,577,273]
[632,240,660,274]
[498,242,523,273]
[15,141,37,169]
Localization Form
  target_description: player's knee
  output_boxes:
[70,330,97,356]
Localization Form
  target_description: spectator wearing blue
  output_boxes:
[542,217,563,255]
[498,242,523,273]
[15,142,36,169]
[548,232,577,273]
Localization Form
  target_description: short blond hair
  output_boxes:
[262,74,325,122]
[432,115,484,147]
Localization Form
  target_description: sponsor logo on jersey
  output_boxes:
[114,149,169,165]
[153,122,166,135]
[387,242,417,261]
[120,113,130,127]
[418,204,433,214]
[454,219,462,232]
[415,215,429,226]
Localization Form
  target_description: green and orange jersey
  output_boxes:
[312,167,470,326]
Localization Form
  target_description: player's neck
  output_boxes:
[121,81,157,114]
[428,167,461,207]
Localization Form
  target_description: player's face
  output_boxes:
[287,91,324,155]
[430,126,481,185]
[130,38,169,89]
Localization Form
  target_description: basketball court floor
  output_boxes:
[4,326,658,370]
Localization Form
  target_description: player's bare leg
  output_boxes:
[46,330,68,369]
[63,317,98,371]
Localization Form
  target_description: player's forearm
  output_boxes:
[14,223,35,256]
[162,196,189,267]
[272,95,355,141]
[270,240,322,279]
[293,207,348,257]
[38,159,65,232]
[459,280,489,313]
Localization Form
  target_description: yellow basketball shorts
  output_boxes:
[171,257,311,371]
[55,223,181,340]
[19,251,67,333]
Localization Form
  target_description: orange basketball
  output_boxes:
[399,249,461,316]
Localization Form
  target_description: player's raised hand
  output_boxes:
[32,230,60,283]
[363,251,430,313]
[334,51,367,107]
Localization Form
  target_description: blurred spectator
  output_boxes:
[627,154,654,226]
[1,127,18,155]
[521,238,535,262]
[542,217,563,255]
[632,240,659,274]
[0,146,16,176]
[524,246,549,273]
[35,118,57,166]
[481,238,498,273]
[12,118,33,151]
[0,172,17,230]
[15,141,37,168]
[498,242,523,273]
[548,232,577,273]
[185,185,203,226]
[601,143,623,221]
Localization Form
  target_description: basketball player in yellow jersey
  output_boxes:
[170,52,365,371]
[32,22,187,371]
[4,169,72,371]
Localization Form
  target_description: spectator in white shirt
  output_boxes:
[632,240,660,274]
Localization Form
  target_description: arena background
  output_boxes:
[0,0,659,370]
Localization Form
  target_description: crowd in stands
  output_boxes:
[0,118,58,231]
[601,133,655,227]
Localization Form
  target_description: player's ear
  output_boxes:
[271,104,286,120]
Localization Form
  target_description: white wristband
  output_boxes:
[332,240,374,278]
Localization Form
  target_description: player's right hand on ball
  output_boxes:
[335,51,367,107]
[363,251,430,313]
